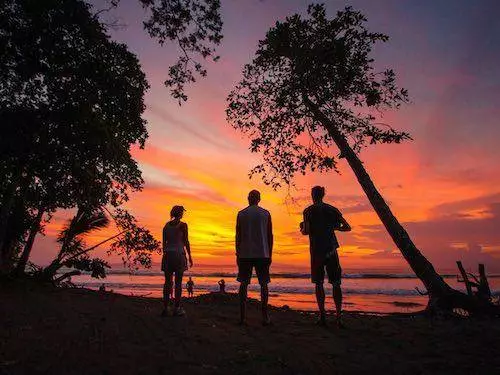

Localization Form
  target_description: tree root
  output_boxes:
[425,290,500,318]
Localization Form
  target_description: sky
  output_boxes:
[32,0,500,273]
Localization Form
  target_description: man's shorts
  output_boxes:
[237,258,271,285]
[161,251,187,274]
[310,249,342,286]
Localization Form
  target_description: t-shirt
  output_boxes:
[303,203,343,255]
[236,205,271,258]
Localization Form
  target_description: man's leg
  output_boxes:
[163,272,173,312]
[311,255,327,325]
[256,259,271,325]
[327,250,343,327]
[261,283,271,325]
[239,282,248,324]
[315,282,327,324]
[237,258,251,325]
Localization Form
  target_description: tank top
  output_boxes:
[163,221,185,253]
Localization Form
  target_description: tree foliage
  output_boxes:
[42,207,160,281]
[0,0,158,275]
[109,0,223,102]
[109,208,161,270]
[227,5,410,189]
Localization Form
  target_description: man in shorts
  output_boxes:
[301,186,351,327]
[236,190,273,325]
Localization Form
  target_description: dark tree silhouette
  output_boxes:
[41,207,160,282]
[226,5,498,316]
[100,0,223,102]
[0,0,159,275]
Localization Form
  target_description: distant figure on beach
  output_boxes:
[162,205,193,317]
[236,190,273,326]
[186,277,194,298]
[218,279,226,293]
[301,186,351,327]
[99,284,106,292]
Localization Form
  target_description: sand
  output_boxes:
[1,282,499,374]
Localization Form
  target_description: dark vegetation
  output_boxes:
[226,4,499,316]
[0,0,222,281]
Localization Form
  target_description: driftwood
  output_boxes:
[477,264,492,301]
[456,262,492,302]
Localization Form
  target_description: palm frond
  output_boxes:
[58,208,110,244]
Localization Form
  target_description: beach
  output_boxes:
[70,266,500,314]
[2,281,500,374]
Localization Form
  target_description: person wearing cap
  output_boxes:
[301,186,351,327]
[236,190,273,325]
[162,205,193,316]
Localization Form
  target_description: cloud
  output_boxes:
[351,194,500,271]
[146,104,236,151]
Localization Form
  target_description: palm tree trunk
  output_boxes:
[15,206,45,275]
[303,97,454,303]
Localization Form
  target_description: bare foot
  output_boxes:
[262,316,272,326]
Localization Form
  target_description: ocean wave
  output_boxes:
[76,281,500,297]
[88,269,497,280]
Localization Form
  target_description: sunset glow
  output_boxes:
[32,0,500,273]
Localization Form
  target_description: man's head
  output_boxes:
[311,186,325,203]
[170,205,185,219]
[248,190,261,205]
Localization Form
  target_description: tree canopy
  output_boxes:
[227,5,410,189]
[0,0,159,275]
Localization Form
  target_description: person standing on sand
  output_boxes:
[301,186,351,327]
[162,205,193,317]
[218,279,226,293]
[236,190,273,326]
[186,277,194,298]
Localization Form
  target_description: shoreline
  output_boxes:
[92,286,428,316]
[2,282,500,374]
[71,271,447,314]
[78,284,429,314]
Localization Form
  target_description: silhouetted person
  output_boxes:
[186,277,194,298]
[218,279,226,293]
[236,190,273,325]
[99,283,106,292]
[301,186,351,327]
[162,205,193,317]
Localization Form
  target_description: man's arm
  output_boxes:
[235,213,241,258]
[337,211,351,232]
[301,211,310,235]
[162,224,166,251]
[267,213,273,259]
[183,223,193,267]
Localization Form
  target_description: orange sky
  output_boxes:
[31,0,500,273]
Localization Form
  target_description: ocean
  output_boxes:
[71,265,500,314]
